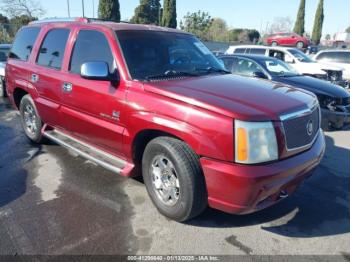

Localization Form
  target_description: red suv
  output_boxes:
[266,32,310,49]
[6,18,325,221]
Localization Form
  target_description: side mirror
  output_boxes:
[253,71,267,79]
[81,62,119,84]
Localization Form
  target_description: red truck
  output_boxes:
[6,18,325,222]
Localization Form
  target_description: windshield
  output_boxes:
[262,58,300,77]
[288,49,314,63]
[116,30,226,80]
[0,48,10,62]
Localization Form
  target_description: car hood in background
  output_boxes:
[144,74,315,121]
[292,61,344,75]
[275,75,350,98]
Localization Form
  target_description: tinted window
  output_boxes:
[9,27,40,61]
[116,30,225,80]
[70,30,114,74]
[37,29,70,70]
[316,52,350,63]
[233,58,264,76]
[249,48,266,55]
[0,48,10,62]
[234,48,246,54]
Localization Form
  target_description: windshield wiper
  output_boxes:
[145,70,199,81]
[195,67,231,75]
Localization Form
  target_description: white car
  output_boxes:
[0,44,11,97]
[225,45,348,87]
[314,50,350,81]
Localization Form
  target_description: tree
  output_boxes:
[311,0,324,45]
[325,34,331,40]
[0,0,45,18]
[268,17,293,34]
[346,26,350,33]
[206,18,229,42]
[131,0,161,25]
[180,11,213,40]
[98,0,120,22]
[9,15,37,35]
[293,0,306,36]
[161,0,176,28]
[228,28,260,43]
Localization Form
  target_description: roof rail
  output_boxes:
[29,17,89,25]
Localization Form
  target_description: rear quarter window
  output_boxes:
[9,27,41,61]
[234,48,247,54]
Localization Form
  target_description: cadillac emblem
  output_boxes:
[306,120,314,136]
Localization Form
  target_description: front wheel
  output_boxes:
[142,137,207,222]
[271,41,278,46]
[19,94,45,143]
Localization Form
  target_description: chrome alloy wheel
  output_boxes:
[23,104,38,135]
[151,156,180,206]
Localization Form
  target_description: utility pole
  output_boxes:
[82,0,85,17]
[67,0,71,17]
[92,0,95,18]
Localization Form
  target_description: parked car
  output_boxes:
[220,54,350,130]
[314,50,350,81]
[6,18,325,222]
[225,45,348,88]
[266,32,310,49]
[0,44,11,97]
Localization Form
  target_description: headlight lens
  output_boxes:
[235,120,278,164]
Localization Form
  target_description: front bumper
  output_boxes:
[200,132,325,215]
[321,108,350,129]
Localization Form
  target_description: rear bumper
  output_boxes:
[321,108,350,129]
[200,132,325,215]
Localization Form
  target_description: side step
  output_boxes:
[43,129,129,175]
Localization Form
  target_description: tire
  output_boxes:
[296,41,304,49]
[0,80,6,98]
[19,94,45,144]
[142,137,207,222]
[271,41,278,47]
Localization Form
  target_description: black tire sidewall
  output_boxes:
[142,139,198,221]
[19,95,43,143]
[0,80,4,97]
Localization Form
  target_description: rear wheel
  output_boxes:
[142,137,207,222]
[19,94,45,143]
[296,41,304,49]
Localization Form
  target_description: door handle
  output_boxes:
[31,74,39,83]
[62,82,73,93]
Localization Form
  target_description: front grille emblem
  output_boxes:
[306,120,314,136]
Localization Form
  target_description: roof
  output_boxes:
[29,17,188,34]
[220,54,278,62]
[227,45,297,52]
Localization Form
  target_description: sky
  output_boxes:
[37,0,349,36]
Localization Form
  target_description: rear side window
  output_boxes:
[317,52,350,63]
[37,28,70,70]
[249,48,266,55]
[234,48,246,54]
[69,30,114,74]
[9,27,40,61]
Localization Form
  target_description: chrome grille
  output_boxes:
[282,106,320,150]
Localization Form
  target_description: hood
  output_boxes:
[275,75,350,98]
[293,61,344,75]
[144,75,316,121]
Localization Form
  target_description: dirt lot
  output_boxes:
[1,97,350,257]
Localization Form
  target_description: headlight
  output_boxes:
[235,120,278,164]
[318,95,337,111]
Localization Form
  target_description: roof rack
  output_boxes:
[29,17,131,25]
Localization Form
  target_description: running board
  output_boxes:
[43,129,129,175]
